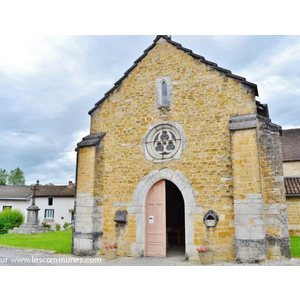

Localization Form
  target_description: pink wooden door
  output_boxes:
[146,180,166,257]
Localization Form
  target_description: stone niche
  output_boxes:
[114,210,128,224]
[203,210,219,228]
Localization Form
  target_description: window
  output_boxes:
[45,209,54,219]
[142,122,187,162]
[156,77,172,108]
[71,211,75,222]
[2,206,12,211]
[48,197,53,206]
[161,81,168,106]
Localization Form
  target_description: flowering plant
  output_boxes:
[196,246,212,252]
[103,242,118,250]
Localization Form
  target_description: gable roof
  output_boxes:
[0,184,75,200]
[281,128,300,161]
[88,35,259,115]
[0,185,32,200]
[35,185,75,197]
[285,177,300,195]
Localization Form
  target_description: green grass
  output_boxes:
[0,230,72,254]
[0,232,299,258]
[290,236,300,258]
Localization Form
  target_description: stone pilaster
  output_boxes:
[230,114,291,262]
[72,133,105,256]
[230,114,266,262]
[257,115,291,260]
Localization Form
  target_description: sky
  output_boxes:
[0,0,299,291]
[1,34,300,185]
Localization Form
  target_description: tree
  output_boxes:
[0,169,9,185]
[8,167,25,186]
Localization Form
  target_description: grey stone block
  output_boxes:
[235,239,267,263]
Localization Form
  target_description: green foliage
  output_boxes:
[63,222,73,230]
[41,222,51,228]
[55,223,61,231]
[0,209,25,234]
[0,169,9,185]
[290,236,300,258]
[0,230,72,254]
[8,167,25,185]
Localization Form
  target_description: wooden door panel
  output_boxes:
[146,180,166,257]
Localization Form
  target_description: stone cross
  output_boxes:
[30,183,39,206]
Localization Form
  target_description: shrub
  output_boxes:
[41,222,51,228]
[55,223,61,231]
[0,209,25,234]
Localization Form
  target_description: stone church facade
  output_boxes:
[72,35,291,262]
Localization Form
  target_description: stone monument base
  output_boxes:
[9,202,52,234]
[10,224,51,235]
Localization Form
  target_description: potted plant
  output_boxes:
[103,242,118,260]
[197,246,214,265]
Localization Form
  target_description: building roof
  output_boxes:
[285,177,300,195]
[0,184,75,200]
[35,185,75,197]
[281,128,300,161]
[75,133,106,151]
[0,185,32,200]
[88,35,259,115]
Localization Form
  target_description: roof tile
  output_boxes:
[281,129,300,161]
[0,185,75,199]
[285,177,300,195]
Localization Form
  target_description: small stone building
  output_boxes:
[282,129,300,236]
[73,35,291,262]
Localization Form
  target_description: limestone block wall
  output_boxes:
[286,196,300,236]
[230,115,266,262]
[283,161,300,176]
[257,116,290,260]
[73,145,103,256]
[85,39,259,261]
[71,37,294,261]
[229,114,291,262]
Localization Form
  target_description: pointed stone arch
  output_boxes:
[130,168,201,259]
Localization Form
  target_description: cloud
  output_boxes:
[1,35,300,185]
[233,36,300,128]
[0,36,96,184]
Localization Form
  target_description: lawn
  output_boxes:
[290,236,300,258]
[0,230,72,254]
[0,232,299,258]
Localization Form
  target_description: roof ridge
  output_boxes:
[282,128,300,131]
[88,35,258,115]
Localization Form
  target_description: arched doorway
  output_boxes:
[132,168,200,260]
[145,179,185,257]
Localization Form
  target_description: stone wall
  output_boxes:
[229,114,291,262]
[73,143,103,256]
[229,115,267,262]
[283,161,300,176]
[72,37,290,261]
[86,38,257,261]
[287,196,300,236]
[257,116,290,260]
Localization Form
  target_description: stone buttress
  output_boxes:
[229,114,291,262]
[72,133,105,256]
